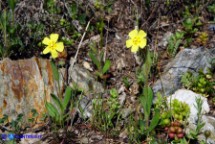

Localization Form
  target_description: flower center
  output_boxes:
[132,36,141,45]
[49,41,56,50]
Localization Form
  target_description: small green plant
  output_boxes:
[45,61,73,127]
[127,50,160,143]
[171,99,190,121]
[187,97,205,141]
[182,17,199,35]
[181,70,214,97]
[91,88,121,135]
[44,0,59,14]
[207,4,215,21]
[182,17,201,47]
[154,93,171,126]
[160,111,171,126]
[208,4,215,14]
[0,4,23,59]
[167,31,184,57]
[195,32,209,46]
[10,114,24,134]
[182,6,202,46]
[0,114,25,143]
[94,0,114,14]
[167,5,203,57]
[28,109,39,124]
[88,43,111,80]
[0,114,24,133]
[122,77,131,89]
[45,86,72,127]
[0,114,9,125]
[139,86,160,135]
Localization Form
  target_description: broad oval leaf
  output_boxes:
[102,60,111,74]
[51,94,64,113]
[63,86,72,110]
[45,102,59,118]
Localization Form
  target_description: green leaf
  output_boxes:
[147,109,160,133]
[63,86,72,110]
[175,31,184,39]
[138,119,146,132]
[110,88,118,98]
[141,50,152,83]
[31,109,38,117]
[102,60,111,74]
[51,94,64,113]
[45,102,59,118]
[140,86,153,119]
[8,0,16,11]
[89,51,100,70]
[50,61,59,81]
[70,3,78,19]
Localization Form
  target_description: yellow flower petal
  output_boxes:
[42,37,51,45]
[55,42,64,52]
[50,34,59,43]
[42,47,51,54]
[50,50,58,59]
[131,45,139,53]
[129,29,138,38]
[139,38,147,48]
[126,39,133,48]
[138,30,147,38]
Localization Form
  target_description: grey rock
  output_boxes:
[68,58,105,119]
[78,95,92,118]
[153,47,215,96]
[68,62,104,95]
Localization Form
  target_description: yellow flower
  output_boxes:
[126,29,147,53]
[42,33,64,59]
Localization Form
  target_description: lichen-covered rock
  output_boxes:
[153,47,215,96]
[0,57,64,123]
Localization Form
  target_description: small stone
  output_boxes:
[121,107,133,118]
[119,92,126,106]
[83,61,93,71]
[129,82,139,95]
[79,137,89,144]
[119,129,128,140]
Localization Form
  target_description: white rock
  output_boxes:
[167,89,210,123]
[198,115,215,143]
[168,89,215,143]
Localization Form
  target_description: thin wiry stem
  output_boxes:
[70,20,91,71]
